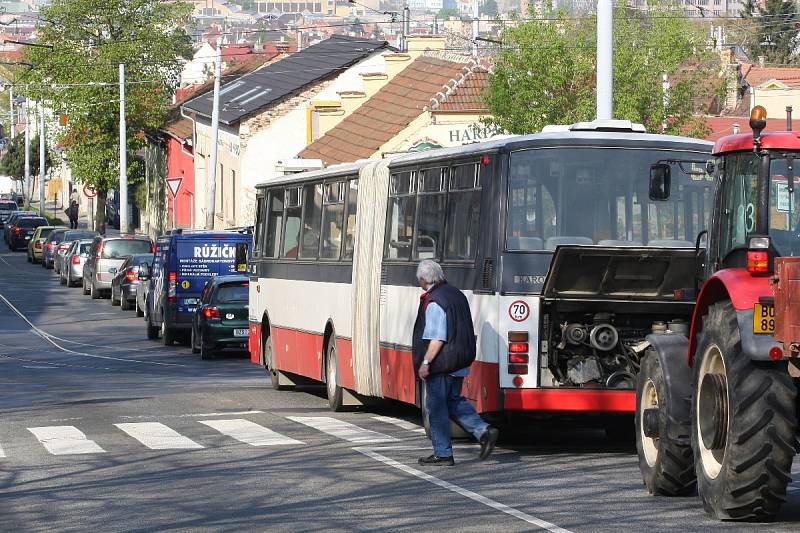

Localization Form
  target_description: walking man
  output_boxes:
[413,259,499,466]
[68,188,79,229]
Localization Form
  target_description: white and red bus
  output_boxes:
[248,120,713,425]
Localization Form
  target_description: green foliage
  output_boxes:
[437,8,460,19]
[0,134,55,180]
[484,6,714,137]
[738,0,798,64]
[480,0,498,17]
[20,0,193,212]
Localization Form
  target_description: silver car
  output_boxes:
[83,235,154,299]
[60,239,93,287]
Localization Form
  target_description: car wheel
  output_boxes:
[191,327,200,354]
[161,315,175,346]
[200,335,214,360]
[111,288,120,306]
[136,302,144,318]
[120,297,132,310]
[82,277,90,295]
[27,253,31,262]
[146,313,159,340]
[90,281,101,299]
[59,273,67,285]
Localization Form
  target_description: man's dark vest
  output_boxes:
[412,281,476,375]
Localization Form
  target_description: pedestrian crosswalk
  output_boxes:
[0,414,423,459]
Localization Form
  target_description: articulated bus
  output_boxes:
[248,120,714,428]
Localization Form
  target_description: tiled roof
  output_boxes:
[703,116,800,142]
[183,35,391,124]
[299,55,469,165]
[742,63,800,88]
[435,66,488,113]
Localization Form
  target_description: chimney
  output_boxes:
[758,55,766,68]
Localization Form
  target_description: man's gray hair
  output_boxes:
[416,259,445,284]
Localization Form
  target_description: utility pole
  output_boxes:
[119,63,128,234]
[8,84,13,141]
[206,37,221,230]
[596,0,613,120]
[472,0,479,57]
[23,98,29,209]
[38,102,45,213]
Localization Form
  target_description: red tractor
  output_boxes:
[635,106,800,520]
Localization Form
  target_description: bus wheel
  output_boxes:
[325,340,344,412]
[692,301,797,520]
[635,350,695,496]
[263,333,291,391]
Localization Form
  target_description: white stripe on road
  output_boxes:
[28,426,106,455]
[199,419,304,446]
[287,416,398,443]
[0,441,5,458]
[372,416,426,434]
[114,422,203,450]
[355,447,572,533]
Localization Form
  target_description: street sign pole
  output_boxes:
[23,98,30,209]
[38,102,45,214]
[206,37,221,229]
[119,63,128,234]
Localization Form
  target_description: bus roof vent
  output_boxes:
[569,119,647,133]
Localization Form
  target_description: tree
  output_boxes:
[437,8,460,20]
[480,0,498,18]
[484,6,713,136]
[21,0,193,233]
[0,134,55,180]
[738,0,799,65]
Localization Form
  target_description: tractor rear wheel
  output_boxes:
[692,301,797,520]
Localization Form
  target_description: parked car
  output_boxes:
[3,211,37,243]
[27,226,61,263]
[83,235,154,299]
[190,275,250,359]
[135,276,148,318]
[61,239,94,287]
[42,229,98,269]
[139,230,251,346]
[110,253,154,309]
[0,199,18,229]
[7,216,47,251]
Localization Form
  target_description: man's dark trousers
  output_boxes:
[426,374,488,458]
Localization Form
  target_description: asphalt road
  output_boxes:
[1,241,799,532]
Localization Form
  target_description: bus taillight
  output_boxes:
[508,332,529,376]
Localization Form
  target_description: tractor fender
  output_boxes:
[688,269,780,365]
[645,332,692,443]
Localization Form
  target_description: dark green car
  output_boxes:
[190,275,250,360]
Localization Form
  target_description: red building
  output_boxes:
[163,121,195,229]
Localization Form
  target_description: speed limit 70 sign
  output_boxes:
[509,300,530,322]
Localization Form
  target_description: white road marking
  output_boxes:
[356,447,572,533]
[114,422,203,450]
[287,416,398,443]
[199,419,304,446]
[372,415,426,433]
[0,441,5,458]
[28,426,106,455]
[117,410,265,420]
[0,294,185,367]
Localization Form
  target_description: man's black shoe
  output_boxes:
[418,454,455,466]
[479,427,499,460]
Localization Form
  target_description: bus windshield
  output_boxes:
[507,147,713,251]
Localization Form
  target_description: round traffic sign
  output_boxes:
[509,300,530,322]
[83,185,96,198]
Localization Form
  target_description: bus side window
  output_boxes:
[320,181,345,260]
[343,178,358,260]
[253,195,265,257]
[281,187,302,259]
[445,163,481,260]
[299,183,323,259]
[385,171,416,260]
[414,167,447,260]
[264,190,284,258]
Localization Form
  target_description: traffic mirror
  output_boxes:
[649,164,671,201]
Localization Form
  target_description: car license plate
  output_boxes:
[184,298,199,305]
[753,303,775,334]
[234,329,249,337]
[25,236,30,240]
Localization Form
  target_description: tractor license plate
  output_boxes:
[753,303,775,334]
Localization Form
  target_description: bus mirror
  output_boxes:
[649,164,671,201]
[235,242,248,272]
